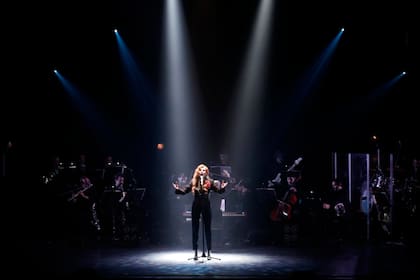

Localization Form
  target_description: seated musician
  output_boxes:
[321,178,349,242]
[271,170,302,221]
[270,170,303,246]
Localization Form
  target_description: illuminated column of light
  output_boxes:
[162,0,203,175]
[53,69,108,141]
[227,0,275,176]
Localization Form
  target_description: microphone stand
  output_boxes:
[201,214,220,261]
[187,215,206,261]
[187,214,221,261]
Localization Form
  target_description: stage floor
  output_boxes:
[6,238,417,279]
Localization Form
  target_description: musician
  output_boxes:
[270,170,303,245]
[267,151,288,189]
[267,153,303,202]
[68,175,99,244]
[68,176,94,202]
[100,173,128,240]
[321,178,349,242]
[173,163,228,260]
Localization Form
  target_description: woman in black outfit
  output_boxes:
[173,163,228,260]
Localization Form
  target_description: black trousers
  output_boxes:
[191,196,212,251]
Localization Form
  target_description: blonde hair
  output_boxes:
[191,163,210,194]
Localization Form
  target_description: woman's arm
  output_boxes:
[173,181,192,194]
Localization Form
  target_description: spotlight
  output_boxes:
[157,143,165,150]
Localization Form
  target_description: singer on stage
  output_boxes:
[172,163,228,260]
